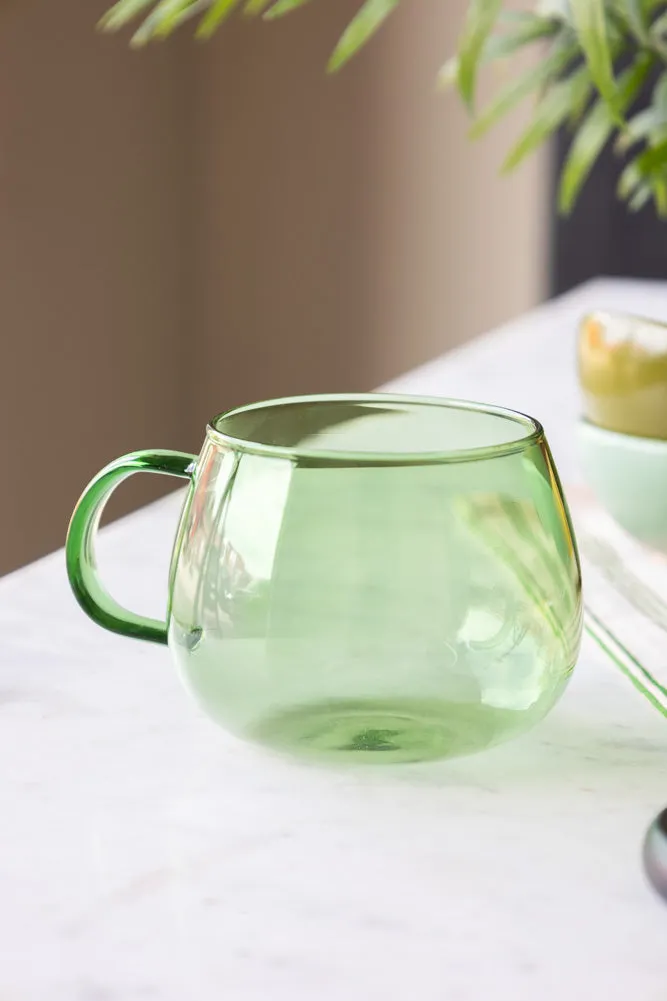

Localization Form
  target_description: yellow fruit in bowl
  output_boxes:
[578,311,667,441]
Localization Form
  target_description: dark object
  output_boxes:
[551,89,667,296]
[643,808,667,900]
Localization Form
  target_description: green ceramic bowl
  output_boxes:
[578,311,667,440]
[578,417,667,551]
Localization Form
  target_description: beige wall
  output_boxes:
[0,0,194,573]
[0,0,546,575]
[365,0,548,379]
[195,0,548,398]
[191,0,381,426]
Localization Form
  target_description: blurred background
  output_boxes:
[1,0,661,575]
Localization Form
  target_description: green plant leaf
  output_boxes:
[483,14,560,59]
[469,37,577,140]
[534,0,573,24]
[619,70,667,149]
[648,66,667,110]
[196,0,239,36]
[619,159,642,197]
[621,107,664,145]
[244,0,272,15]
[568,65,599,126]
[653,175,667,216]
[130,0,188,43]
[263,0,311,21]
[439,15,559,93]
[609,0,649,41]
[650,9,667,60]
[456,0,502,109]
[99,0,156,31]
[328,0,399,72]
[159,0,206,39]
[560,104,615,212]
[154,0,198,35]
[570,0,619,117]
[620,0,649,40]
[130,0,205,43]
[437,56,460,90]
[628,181,652,210]
[619,139,667,198]
[559,55,651,213]
[499,11,538,23]
[502,65,592,173]
[635,139,667,172]
[651,9,667,39]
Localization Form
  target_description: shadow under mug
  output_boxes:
[66,394,583,764]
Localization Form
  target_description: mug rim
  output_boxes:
[206,393,544,466]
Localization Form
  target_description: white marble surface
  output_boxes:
[3,278,667,1001]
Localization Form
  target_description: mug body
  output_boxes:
[167,395,582,763]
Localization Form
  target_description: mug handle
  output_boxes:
[66,450,197,645]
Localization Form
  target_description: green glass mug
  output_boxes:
[66,394,583,764]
